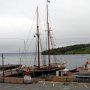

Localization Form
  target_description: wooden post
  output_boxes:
[37,6,40,68]
[2,53,4,83]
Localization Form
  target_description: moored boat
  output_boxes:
[16,0,65,77]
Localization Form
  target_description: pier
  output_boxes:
[0,64,20,70]
[0,82,90,90]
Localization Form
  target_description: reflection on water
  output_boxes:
[0,53,90,69]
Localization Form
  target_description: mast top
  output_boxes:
[47,0,50,3]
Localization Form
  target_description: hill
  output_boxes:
[42,43,90,55]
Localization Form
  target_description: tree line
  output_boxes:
[42,43,90,55]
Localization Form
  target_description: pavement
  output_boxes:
[0,81,90,90]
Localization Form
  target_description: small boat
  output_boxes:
[73,61,90,82]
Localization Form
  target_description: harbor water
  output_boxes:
[0,53,90,69]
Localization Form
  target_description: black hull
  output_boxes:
[25,67,65,77]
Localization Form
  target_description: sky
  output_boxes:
[0,0,90,53]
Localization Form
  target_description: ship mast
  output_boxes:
[37,6,40,68]
[47,0,51,66]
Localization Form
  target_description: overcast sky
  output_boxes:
[0,0,90,53]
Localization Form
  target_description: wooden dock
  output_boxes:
[0,69,18,77]
[0,64,21,78]
[0,64,20,70]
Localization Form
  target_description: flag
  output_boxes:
[47,0,50,3]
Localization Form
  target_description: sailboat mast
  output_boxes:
[47,0,51,66]
[37,6,40,68]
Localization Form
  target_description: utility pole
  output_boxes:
[2,53,4,83]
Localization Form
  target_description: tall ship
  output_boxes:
[17,0,65,77]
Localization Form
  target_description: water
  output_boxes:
[0,53,90,70]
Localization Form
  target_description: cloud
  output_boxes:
[0,17,30,28]
[0,0,90,52]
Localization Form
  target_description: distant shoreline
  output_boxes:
[42,43,90,55]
